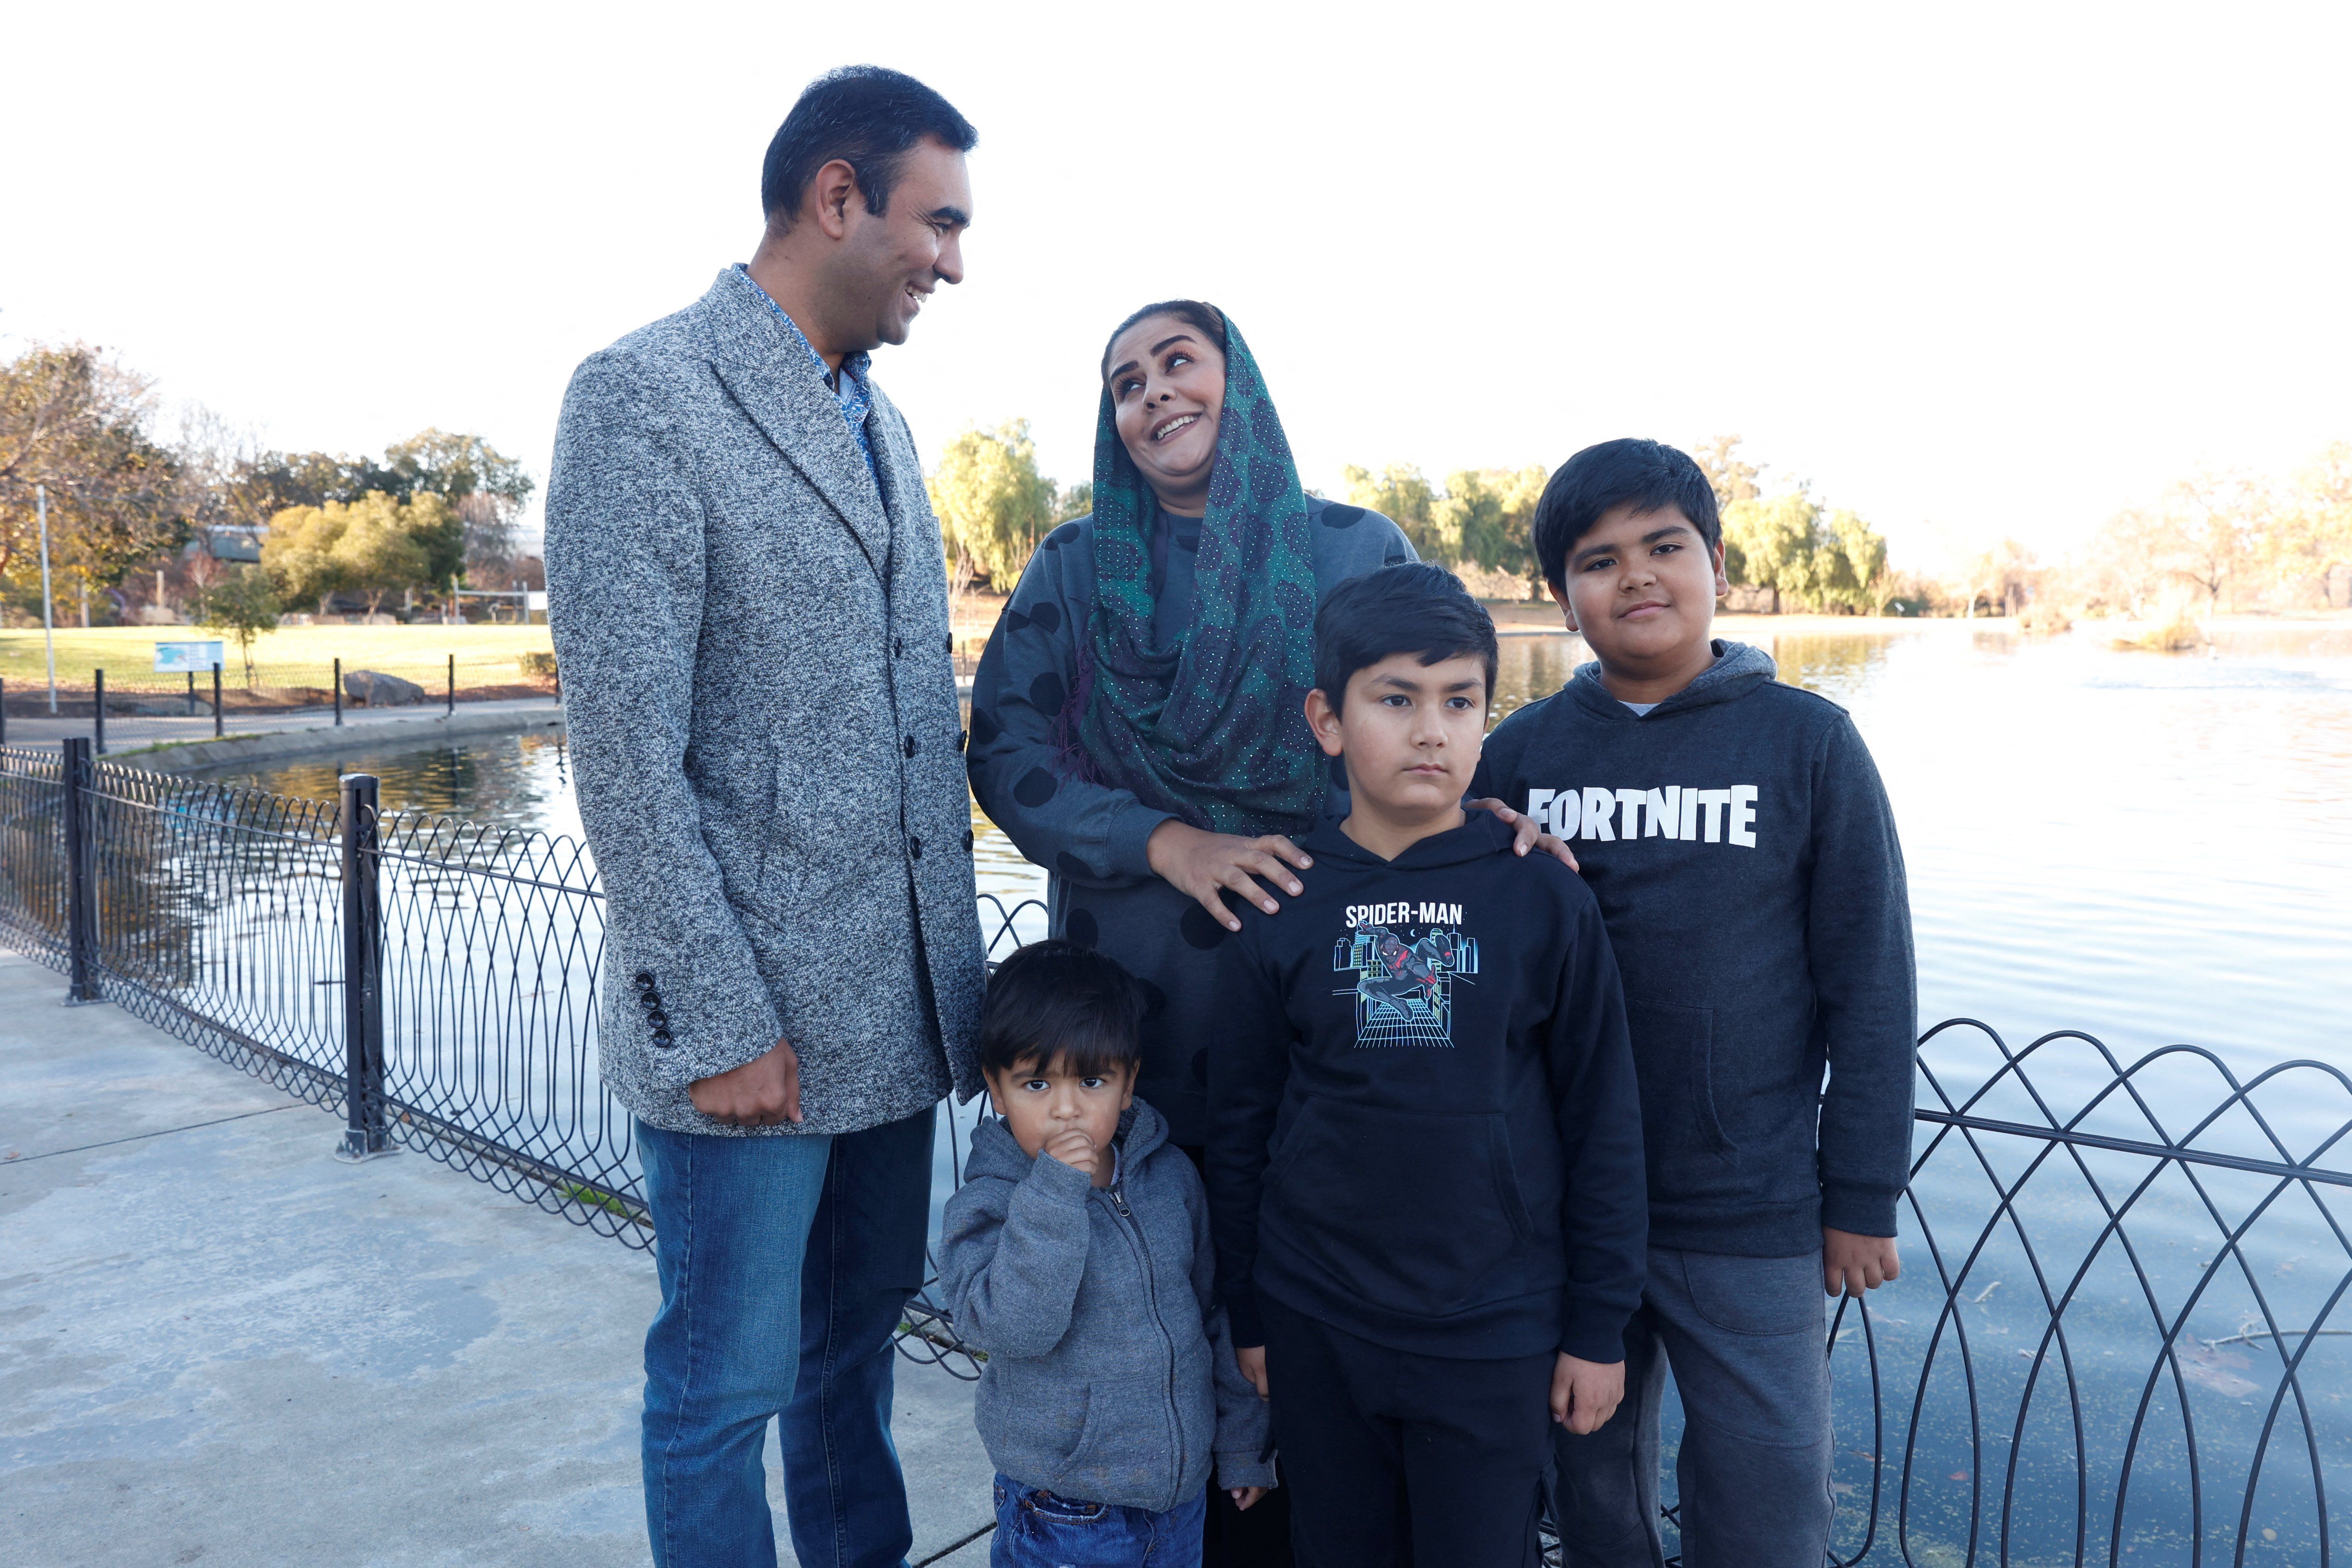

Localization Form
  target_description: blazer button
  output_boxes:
[957,728,968,753]
[962,829,974,852]
[909,836,923,860]
[904,735,918,758]
[894,636,904,658]
[944,633,953,654]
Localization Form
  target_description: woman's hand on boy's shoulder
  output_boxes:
[1467,798,1580,873]
[1147,820,1313,932]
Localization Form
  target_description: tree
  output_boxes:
[383,428,535,580]
[1343,464,1446,563]
[1693,434,1762,514]
[927,421,1057,587]
[264,491,461,616]
[264,501,360,614]
[331,492,445,615]
[1054,482,1094,524]
[2269,442,2352,602]
[1815,509,1890,613]
[1434,466,1548,590]
[195,566,280,687]
[1720,493,1821,612]
[2152,470,2262,614]
[0,344,189,619]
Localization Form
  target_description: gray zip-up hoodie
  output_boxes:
[939,1098,1275,1512]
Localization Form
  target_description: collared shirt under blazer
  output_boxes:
[545,267,986,1136]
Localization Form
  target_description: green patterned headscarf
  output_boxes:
[1074,312,1325,837]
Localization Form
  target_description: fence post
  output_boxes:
[1,675,7,747]
[185,670,194,717]
[61,737,101,1004]
[93,668,105,755]
[212,662,223,738]
[336,772,392,1160]
[446,654,454,716]
[333,657,343,728]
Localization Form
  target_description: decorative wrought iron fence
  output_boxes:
[2,742,2344,1565]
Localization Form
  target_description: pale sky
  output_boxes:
[6,1,2348,570]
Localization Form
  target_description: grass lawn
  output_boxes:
[0,624,554,692]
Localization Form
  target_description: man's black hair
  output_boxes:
[978,940,1145,1081]
[1312,563,1498,712]
[760,66,977,227]
[1099,299,1226,382]
[1532,439,1722,592]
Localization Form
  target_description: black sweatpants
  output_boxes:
[1260,1295,1554,1568]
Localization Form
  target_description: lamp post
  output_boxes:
[36,484,58,713]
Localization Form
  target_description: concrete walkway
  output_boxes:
[0,954,996,1567]
[2,696,566,772]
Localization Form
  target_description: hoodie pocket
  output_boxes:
[1263,1098,1534,1318]
[1059,1376,1159,1499]
[1625,1000,1736,1193]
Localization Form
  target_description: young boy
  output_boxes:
[1472,439,1916,1567]
[1206,563,1648,1568]
[940,940,1274,1568]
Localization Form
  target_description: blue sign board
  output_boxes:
[154,641,225,674]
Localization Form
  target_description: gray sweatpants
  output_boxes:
[1552,1247,1832,1568]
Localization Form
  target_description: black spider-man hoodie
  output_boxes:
[1206,810,1648,1363]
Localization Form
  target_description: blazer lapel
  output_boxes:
[866,391,930,584]
[697,269,891,576]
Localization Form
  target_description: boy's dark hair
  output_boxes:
[1312,563,1498,712]
[979,940,1145,1080]
[1532,439,1722,592]
[1099,299,1227,382]
[760,66,977,227]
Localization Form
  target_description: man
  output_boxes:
[545,66,986,1568]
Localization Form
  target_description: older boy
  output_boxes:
[1472,439,1916,1567]
[1208,564,1647,1568]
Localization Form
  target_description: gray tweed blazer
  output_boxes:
[545,267,986,1137]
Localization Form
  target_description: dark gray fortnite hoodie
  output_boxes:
[939,1098,1274,1513]
[1472,640,1917,1257]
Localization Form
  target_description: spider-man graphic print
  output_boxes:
[1331,917,1479,1047]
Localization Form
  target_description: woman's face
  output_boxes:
[1106,315,1226,514]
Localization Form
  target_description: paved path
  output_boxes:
[2,696,567,772]
[0,954,996,1567]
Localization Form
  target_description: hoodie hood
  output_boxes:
[1569,638,1777,722]
[1297,808,1518,872]
[965,1095,1169,1184]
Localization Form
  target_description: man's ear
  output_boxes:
[1710,541,1730,600]
[982,1071,1006,1118]
[1305,687,1345,759]
[807,157,861,241]
[1544,579,1578,634]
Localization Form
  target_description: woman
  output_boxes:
[970,300,1554,1566]
[968,300,1419,1153]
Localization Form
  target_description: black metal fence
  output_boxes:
[1,743,2344,1566]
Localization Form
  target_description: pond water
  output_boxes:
[200,619,2352,1076]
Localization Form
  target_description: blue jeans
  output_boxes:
[637,1108,936,1568]
[1552,1247,1833,1568]
[990,1477,1206,1568]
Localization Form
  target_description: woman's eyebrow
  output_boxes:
[1148,333,1197,357]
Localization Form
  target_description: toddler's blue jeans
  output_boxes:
[989,1476,1206,1567]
